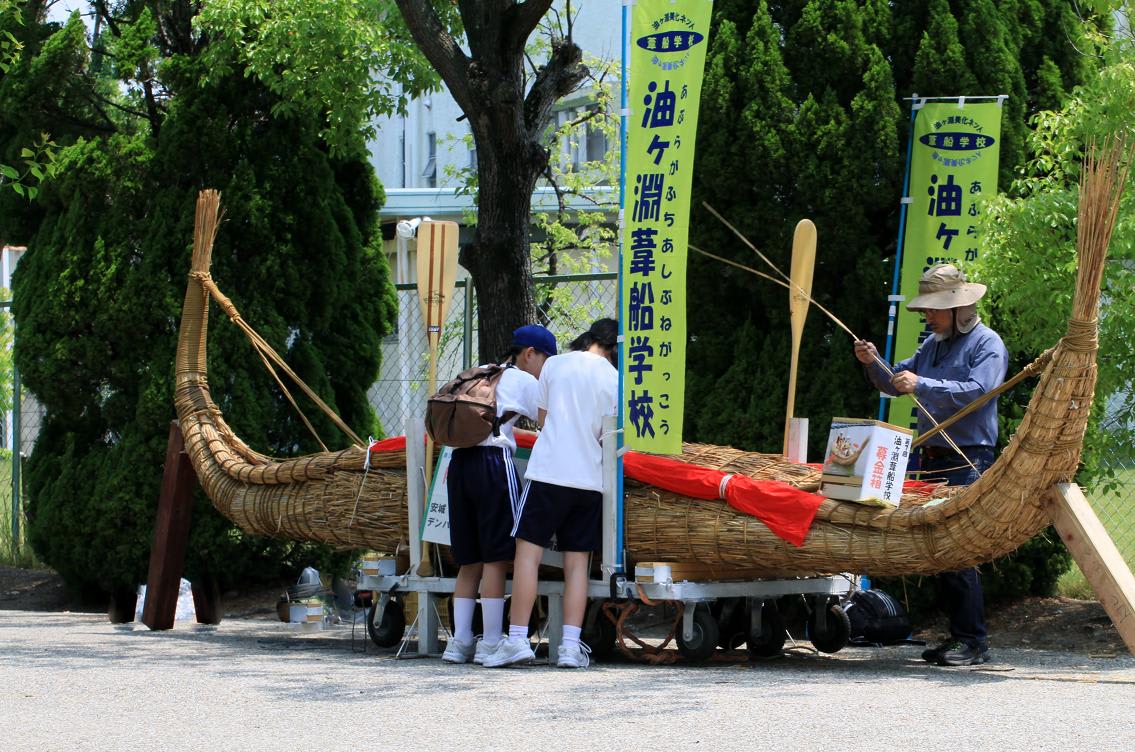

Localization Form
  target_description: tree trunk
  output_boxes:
[461,130,544,362]
[392,1,587,363]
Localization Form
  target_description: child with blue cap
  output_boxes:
[442,323,557,664]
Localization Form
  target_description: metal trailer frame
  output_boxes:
[355,417,854,662]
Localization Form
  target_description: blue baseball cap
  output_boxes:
[512,324,557,357]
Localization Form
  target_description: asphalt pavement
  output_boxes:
[2,611,1132,752]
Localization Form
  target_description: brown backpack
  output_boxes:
[425,364,518,448]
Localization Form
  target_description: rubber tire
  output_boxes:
[581,600,618,662]
[366,598,406,648]
[715,598,749,650]
[747,599,787,659]
[809,602,852,654]
[677,606,720,663]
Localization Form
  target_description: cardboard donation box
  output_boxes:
[820,417,913,507]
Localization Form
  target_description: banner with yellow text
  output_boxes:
[621,0,713,454]
[887,99,1003,430]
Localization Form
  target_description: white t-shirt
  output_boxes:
[524,350,618,492]
[476,364,540,453]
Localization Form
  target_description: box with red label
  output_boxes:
[820,417,913,507]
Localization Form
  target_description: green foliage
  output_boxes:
[196,0,447,154]
[9,4,397,597]
[973,29,1135,487]
[0,3,62,201]
[877,530,1073,622]
[689,0,901,455]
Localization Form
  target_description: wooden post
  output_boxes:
[141,421,198,631]
[191,573,222,626]
[1047,483,1135,656]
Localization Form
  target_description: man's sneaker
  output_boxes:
[441,636,477,664]
[482,635,535,668]
[556,641,591,669]
[921,640,953,663]
[939,641,990,666]
[474,638,502,665]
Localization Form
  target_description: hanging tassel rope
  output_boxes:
[191,272,365,448]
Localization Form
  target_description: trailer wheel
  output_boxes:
[747,599,787,659]
[581,600,618,662]
[367,598,406,648]
[809,601,851,654]
[715,598,749,650]
[677,606,719,662]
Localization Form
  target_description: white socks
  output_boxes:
[481,598,505,646]
[562,624,582,650]
[453,597,476,643]
[508,623,528,640]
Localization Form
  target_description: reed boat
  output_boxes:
[174,146,1125,579]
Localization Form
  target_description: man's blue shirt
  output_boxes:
[867,323,1008,449]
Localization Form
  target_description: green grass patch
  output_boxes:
[1057,467,1135,599]
[0,454,38,568]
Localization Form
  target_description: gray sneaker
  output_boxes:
[556,641,591,668]
[441,636,477,664]
[482,635,535,668]
[474,637,502,665]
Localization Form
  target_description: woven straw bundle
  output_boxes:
[174,140,1127,577]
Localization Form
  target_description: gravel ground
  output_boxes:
[2,610,1133,752]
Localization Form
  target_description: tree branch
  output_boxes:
[505,0,556,54]
[524,37,588,140]
[394,0,474,113]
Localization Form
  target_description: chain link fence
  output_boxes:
[1,336,46,564]
[1085,399,1135,575]
[369,272,618,437]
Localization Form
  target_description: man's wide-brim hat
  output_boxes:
[906,263,987,311]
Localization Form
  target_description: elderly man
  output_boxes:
[854,264,1008,666]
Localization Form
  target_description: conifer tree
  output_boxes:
[8,4,396,598]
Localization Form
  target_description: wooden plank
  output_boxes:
[141,421,198,631]
[1047,483,1135,656]
[783,219,816,456]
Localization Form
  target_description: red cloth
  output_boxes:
[622,452,823,547]
[370,433,824,547]
[368,436,407,453]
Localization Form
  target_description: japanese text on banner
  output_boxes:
[621,0,713,454]
[887,100,1003,430]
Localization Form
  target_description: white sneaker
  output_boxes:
[474,637,502,665]
[556,641,592,668]
[441,636,477,664]
[482,635,535,668]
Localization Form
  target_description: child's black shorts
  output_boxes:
[512,479,601,552]
[446,446,521,565]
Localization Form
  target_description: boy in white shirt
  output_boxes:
[441,324,556,664]
[484,319,618,669]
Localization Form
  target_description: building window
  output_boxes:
[586,117,607,162]
[423,131,437,187]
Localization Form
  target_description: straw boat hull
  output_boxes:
[175,193,1101,578]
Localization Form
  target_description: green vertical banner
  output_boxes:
[886,98,1004,429]
[621,0,713,454]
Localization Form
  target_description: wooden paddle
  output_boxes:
[783,219,816,459]
[416,220,459,575]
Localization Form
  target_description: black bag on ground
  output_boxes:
[425,364,517,448]
[843,588,912,645]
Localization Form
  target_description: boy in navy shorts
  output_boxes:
[441,325,556,664]
[484,319,618,669]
